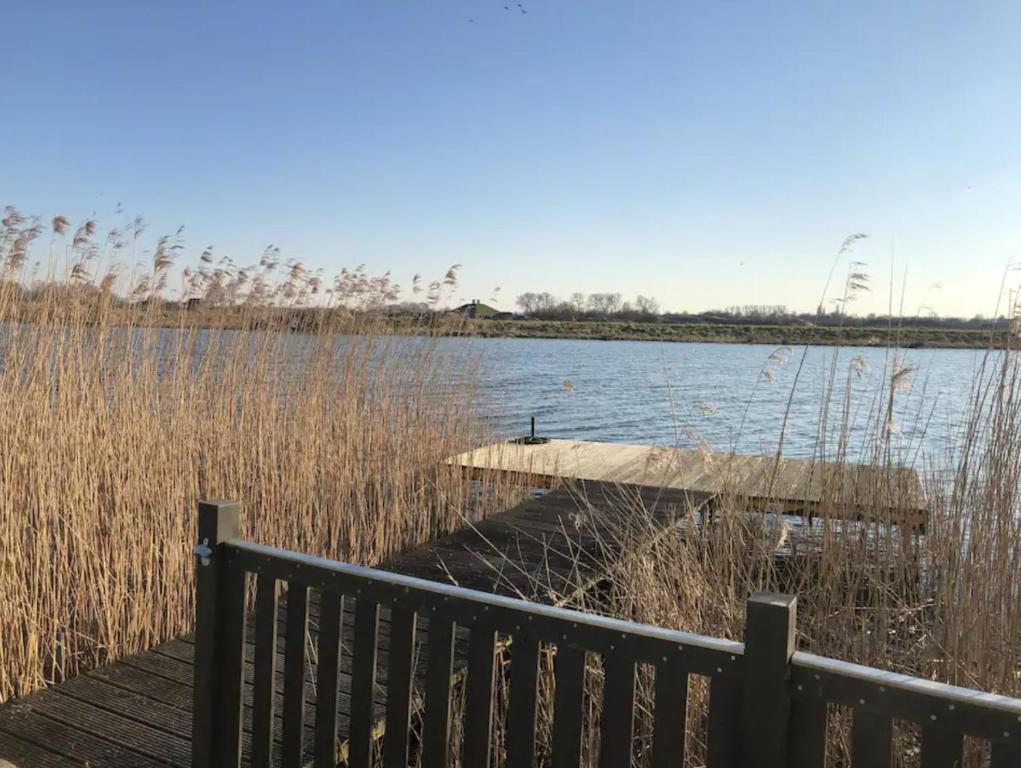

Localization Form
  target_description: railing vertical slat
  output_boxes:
[218,557,248,767]
[423,614,457,768]
[920,726,962,768]
[991,740,1021,767]
[851,710,892,768]
[652,656,687,768]
[281,585,309,768]
[197,522,1021,768]
[313,591,344,767]
[599,653,636,767]
[788,699,827,768]
[707,676,740,768]
[463,626,498,768]
[551,646,586,768]
[383,606,417,768]
[507,634,541,768]
[348,599,380,768]
[193,500,246,768]
[251,573,279,768]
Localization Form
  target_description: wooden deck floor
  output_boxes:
[451,439,927,523]
[0,487,702,767]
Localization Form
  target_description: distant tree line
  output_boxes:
[511,291,1008,331]
[515,291,660,320]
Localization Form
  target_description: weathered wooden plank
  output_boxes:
[75,664,276,760]
[383,488,694,607]
[920,725,963,768]
[152,639,326,721]
[252,573,279,768]
[788,698,827,768]
[0,699,169,767]
[91,651,316,751]
[314,591,344,767]
[348,599,380,768]
[193,500,243,768]
[507,635,541,768]
[449,439,927,523]
[851,709,892,768]
[422,615,457,768]
[383,606,417,768]
[0,728,69,767]
[92,662,292,761]
[551,646,586,768]
[161,628,421,736]
[217,548,249,767]
[596,444,659,485]
[281,584,309,768]
[599,652,636,768]
[706,676,740,768]
[14,686,192,767]
[652,656,687,768]
[991,739,1021,767]
[49,672,192,735]
[463,626,498,768]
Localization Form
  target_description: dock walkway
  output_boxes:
[451,439,927,523]
[0,486,699,767]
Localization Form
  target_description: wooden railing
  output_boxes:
[190,500,1021,767]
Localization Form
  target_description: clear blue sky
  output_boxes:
[4,0,1020,316]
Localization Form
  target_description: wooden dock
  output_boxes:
[0,440,928,766]
[0,486,700,767]
[451,439,928,524]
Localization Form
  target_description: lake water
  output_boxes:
[0,323,995,467]
[462,337,999,465]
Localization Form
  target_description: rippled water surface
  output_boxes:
[0,323,990,465]
[460,337,995,464]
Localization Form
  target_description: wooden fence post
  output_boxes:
[191,500,246,768]
[740,592,797,768]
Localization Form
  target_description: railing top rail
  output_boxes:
[224,539,745,660]
[794,651,1021,716]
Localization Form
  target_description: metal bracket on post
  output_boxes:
[191,499,244,768]
[194,539,213,564]
[740,592,797,768]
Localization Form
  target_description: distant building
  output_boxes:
[452,299,501,319]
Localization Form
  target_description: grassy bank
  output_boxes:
[462,317,1003,348]
[3,301,1002,350]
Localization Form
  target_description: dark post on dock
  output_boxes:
[191,500,246,768]
[741,593,798,768]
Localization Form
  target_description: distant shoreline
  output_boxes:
[4,306,1007,350]
[454,318,1007,350]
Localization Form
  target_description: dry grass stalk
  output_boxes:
[0,211,511,702]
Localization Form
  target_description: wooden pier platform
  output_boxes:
[0,486,700,767]
[451,439,928,524]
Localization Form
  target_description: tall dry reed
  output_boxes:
[560,345,1021,766]
[0,209,502,702]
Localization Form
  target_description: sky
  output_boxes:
[3,0,1021,316]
